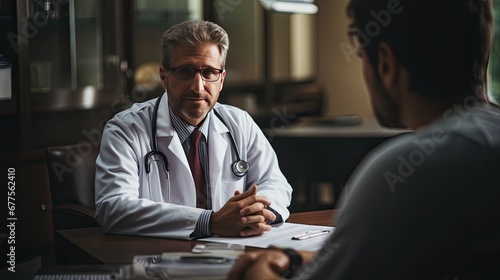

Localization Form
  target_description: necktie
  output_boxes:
[188,129,207,209]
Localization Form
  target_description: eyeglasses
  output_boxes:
[169,67,224,82]
[347,25,362,57]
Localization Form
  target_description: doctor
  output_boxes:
[95,19,292,240]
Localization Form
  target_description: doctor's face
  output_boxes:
[161,43,226,127]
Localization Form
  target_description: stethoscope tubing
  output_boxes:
[145,94,249,177]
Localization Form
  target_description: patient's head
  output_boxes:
[346,0,493,99]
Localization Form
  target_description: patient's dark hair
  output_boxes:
[346,0,493,99]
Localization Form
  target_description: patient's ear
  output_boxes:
[377,42,398,88]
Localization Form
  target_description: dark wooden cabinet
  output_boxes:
[0,0,126,266]
[271,120,409,212]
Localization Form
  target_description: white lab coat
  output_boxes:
[95,93,292,240]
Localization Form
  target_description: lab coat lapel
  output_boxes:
[155,93,190,172]
[155,93,196,205]
[208,110,229,191]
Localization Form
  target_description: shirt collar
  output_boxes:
[168,106,210,143]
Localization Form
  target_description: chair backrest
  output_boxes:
[46,144,100,230]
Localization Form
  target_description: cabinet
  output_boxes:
[1,0,126,153]
[272,120,408,211]
[0,0,128,265]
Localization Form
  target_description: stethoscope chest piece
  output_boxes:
[232,160,249,177]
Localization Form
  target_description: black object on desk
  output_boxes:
[34,264,128,280]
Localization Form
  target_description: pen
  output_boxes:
[292,230,330,240]
[179,256,231,264]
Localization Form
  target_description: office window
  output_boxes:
[490,0,500,103]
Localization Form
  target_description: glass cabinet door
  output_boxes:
[25,0,204,108]
[270,13,317,82]
[212,1,317,85]
[28,0,109,93]
[213,0,265,85]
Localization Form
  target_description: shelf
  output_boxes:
[29,88,120,113]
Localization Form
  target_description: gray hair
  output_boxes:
[161,20,229,69]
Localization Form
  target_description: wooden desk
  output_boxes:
[56,209,336,265]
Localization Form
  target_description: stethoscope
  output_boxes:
[144,94,249,178]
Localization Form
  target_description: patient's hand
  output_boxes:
[228,249,288,280]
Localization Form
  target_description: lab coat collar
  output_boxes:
[156,92,174,137]
[211,103,229,134]
[156,92,229,137]
[154,92,230,193]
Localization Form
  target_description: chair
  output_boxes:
[46,144,100,232]
[46,144,101,264]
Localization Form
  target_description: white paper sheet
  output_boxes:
[199,223,335,251]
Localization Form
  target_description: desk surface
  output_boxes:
[57,209,336,265]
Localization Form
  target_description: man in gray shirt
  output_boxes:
[229,0,500,279]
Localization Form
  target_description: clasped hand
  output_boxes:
[210,185,276,237]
